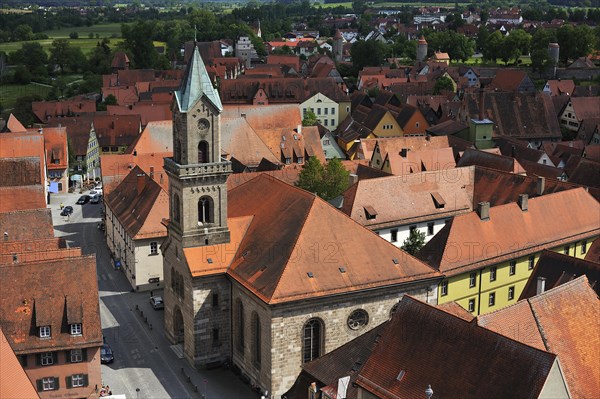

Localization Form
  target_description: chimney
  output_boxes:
[426,135,431,141]
[38,127,43,134]
[136,173,146,193]
[400,148,408,158]
[309,383,317,394]
[477,202,490,221]
[478,88,485,121]
[518,194,528,211]
[297,124,302,135]
[536,176,545,196]
[536,277,546,295]
[349,173,358,186]
[149,166,154,178]
[3,232,8,241]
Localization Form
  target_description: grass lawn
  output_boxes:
[0,83,52,111]
[456,55,532,67]
[0,38,123,56]
[41,23,123,39]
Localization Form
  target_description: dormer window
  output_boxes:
[70,323,82,336]
[39,326,51,338]
[364,206,377,220]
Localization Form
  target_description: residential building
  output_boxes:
[40,127,69,193]
[286,294,569,399]
[235,36,258,68]
[478,276,599,398]
[559,97,600,133]
[457,148,526,174]
[104,166,168,291]
[301,92,344,130]
[162,47,442,398]
[488,69,536,94]
[0,158,46,213]
[338,167,474,246]
[31,99,96,124]
[417,188,600,315]
[542,79,575,96]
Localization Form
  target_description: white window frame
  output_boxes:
[440,280,448,296]
[489,292,496,307]
[581,240,587,254]
[508,286,515,300]
[509,261,516,276]
[490,266,497,282]
[42,377,55,391]
[468,298,475,312]
[39,326,51,338]
[70,349,83,363]
[41,352,54,366]
[70,323,82,336]
[528,256,535,270]
[72,374,84,387]
[469,272,476,288]
[150,242,158,255]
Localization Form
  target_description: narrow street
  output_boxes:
[48,190,256,399]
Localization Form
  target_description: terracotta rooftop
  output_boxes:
[93,114,141,147]
[384,146,456,175]
[478,276,600,399]
[111,51,129,69]
[107,103,172,127]
[488,69,532,92]
[457,148,526,174]
[0,328,40,399]
[106,166,168,240]
[0,209,54,242]
[2,113,26,132]
[417,188,600,276]
[100,152,170,196]
[340,167,474,229]
[0,132,46,182]
[0,185,46,213]
[41,126,68,170]
[45,115,94,156]
[125,120,172,155]
[520,249,600,299]
[31,99,96,123]
[0,255,102,353]
[425,119,468,136]
[356,295,557,399]
[220,116,281,169]
[226,168,301,191]
[545,79,575,96]
[566,97,600,121]
[185,174,440,304]
[0,157,42,187]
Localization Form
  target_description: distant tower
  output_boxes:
[548,42,560,78]
[333,29,343,63]
[257,19,262,38]
[417,35,428,63]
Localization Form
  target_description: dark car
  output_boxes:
[90,194,102,204]
[60,206,73,216]
[76,195,90,204]
[100,343,114,364]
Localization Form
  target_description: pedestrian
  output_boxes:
[60,202,64,210]
[150,290,153,297]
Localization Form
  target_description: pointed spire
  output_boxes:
[175,46,223,113]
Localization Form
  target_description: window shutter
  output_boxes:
[83,374,89,387]
[36,354,41,366]
[66,376,72,389]
[54,377,60,390]
[82,348,88,361]
[36,379,43,392]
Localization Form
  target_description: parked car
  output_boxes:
[95,182,103,190]
[100,343,114,364]
[76,195,90,204]
[90,188,103,196]
[90,194,102,204]
[60,206,73,216]
[149,296,164,310]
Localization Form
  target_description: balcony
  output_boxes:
[164,157,232,179]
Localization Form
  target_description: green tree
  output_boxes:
[401,229,426,256]
[296,157,349,200]
[302,109,318,126]
[321,157,349,200]
[49,39,72,73]
[69,32,79,39]
[434,76,454,94]
[9,42,48,73]
[482,31,504,62]
[121,20,158,69]
[13,64,32,84]
[531,48,551,74]
[505,29,531,58]
[12,94,43,127]
[350,40,386,73]
[87,39,112,75]
[297,156,324,196]
[13,24,33,41]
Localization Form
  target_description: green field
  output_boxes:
[0,83,52,111]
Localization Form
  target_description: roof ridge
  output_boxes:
[268,193,318,304]
[527,297,550,352]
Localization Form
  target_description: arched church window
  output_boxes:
[303,318,324,363]
[252,312,261,365]
[173,194,181,223]
[198,140,209,164]
[198,196,213,225]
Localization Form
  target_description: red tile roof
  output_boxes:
[356,295,557,399]
[0,132,46,182]
[41,126,68,170]
[418,188,600,276]
[0,158,42,187]
[0,209,54,242]
[185,174,440,304]
[0,328,40,399]
[93,114,141,147]
[0,186,46,213]
[125,120,172,155]
[478,276,600,399]
[31,99,96,123]
[107,103,172,127]
[4,113,27,132]
[0,255,103,353]
[100,152,170,196]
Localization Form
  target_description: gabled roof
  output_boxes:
[93,114,141,147]
[545,79,575,96]
[125,120,172,155]
[105,166,168,240]
[45,115,94,156]
[425,119,468,135]
[567,97,600,121]
[457,148,525,174]
[0,328,40,399]
[41,126,68,170]
[520,250,600,299]
[31,99,96,123]
[175,46,223,113]
[220,116,281,168]
[111,51,129,69]
[356,296,557,399]
[107,103,172,127]
[0,158,42,187]
[2,113,26,132]
[0,132,46,181]
[100,152,170,195]
[478,276,600,399]
[0,209,54,242]
[488,69,531,92]
[340,167,474,229]
[384,147,456,175]
[185,174,440,304]
[0,185,46,213]
[417,188,600,275]
[0,255,103,353]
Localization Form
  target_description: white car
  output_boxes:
[90,188,103,196]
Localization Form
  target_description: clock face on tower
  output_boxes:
[197,118,210,131]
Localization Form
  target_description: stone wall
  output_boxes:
[231,280,439,398]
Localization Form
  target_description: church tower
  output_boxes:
[164,46,231,249]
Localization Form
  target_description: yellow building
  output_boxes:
[418,188,599,315]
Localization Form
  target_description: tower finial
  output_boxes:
[194,24,197,42]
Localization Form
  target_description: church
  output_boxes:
[161,46,443,397]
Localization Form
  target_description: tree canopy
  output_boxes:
[401,229,426,256]
[296,157,350,201]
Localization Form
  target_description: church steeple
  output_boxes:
[165,45,231,248]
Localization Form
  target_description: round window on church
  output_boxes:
[198,118,209,131]
[347,309,369,330]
